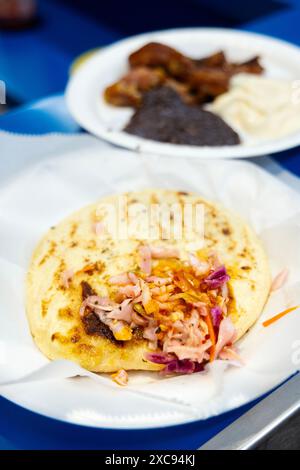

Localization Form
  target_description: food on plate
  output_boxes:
[105,42,263,107]
[104,66,165,107]
[128,42,196,81]
[208,74,300,141]
[103,42,264,146]
[26,190,270,376]
[124,86,240,146]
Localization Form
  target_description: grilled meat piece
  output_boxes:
[194,50,227,68]
[189,56,264,102]
[104,66,165,107]
[189,68,230,101]
[129,42,195,80]
[104,42,264,107]
[231,56,264,75]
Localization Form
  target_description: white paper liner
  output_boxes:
[0,131,300,428]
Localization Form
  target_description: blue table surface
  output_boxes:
[0,0,300,451]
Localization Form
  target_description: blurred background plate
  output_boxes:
[66,27,300,159]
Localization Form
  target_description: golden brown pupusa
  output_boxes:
[26,189,271,372]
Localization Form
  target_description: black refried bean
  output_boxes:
[124,86,240,146]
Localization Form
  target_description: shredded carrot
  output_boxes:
[80,263,96,273]
[263,305,300,327]
[205,312,216,362]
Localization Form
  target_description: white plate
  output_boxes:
[66,28,300,159]
[0,133,300,430]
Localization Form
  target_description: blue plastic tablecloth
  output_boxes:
[0,1,300,451]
